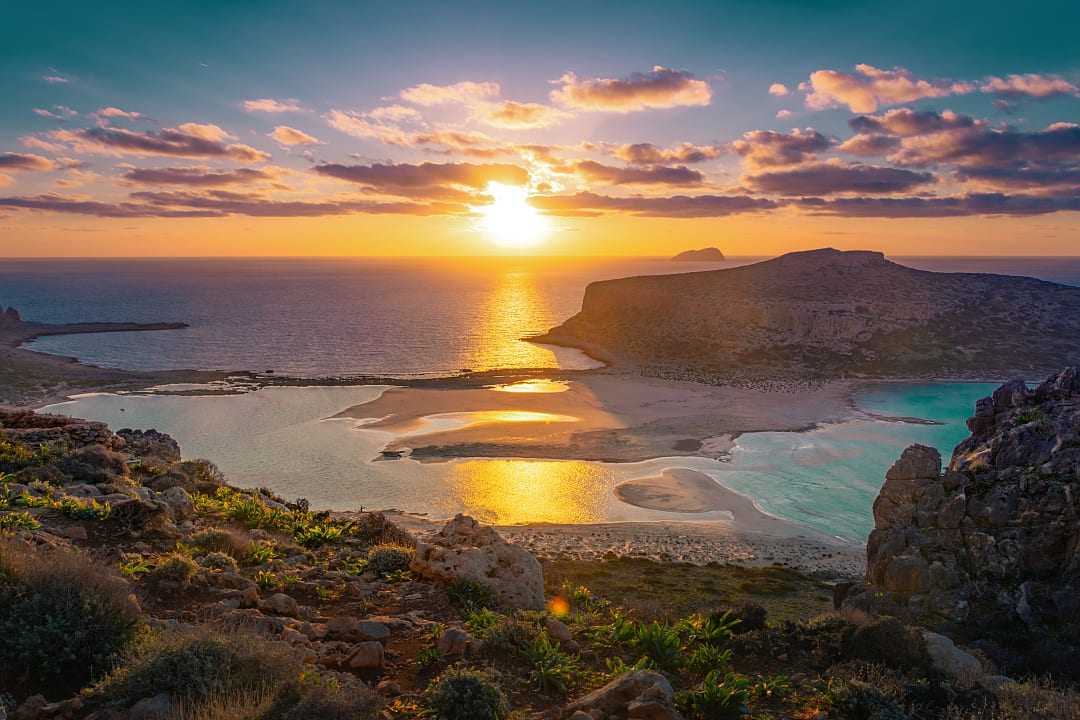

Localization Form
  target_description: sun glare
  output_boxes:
[478,182,550,248]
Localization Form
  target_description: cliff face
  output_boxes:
[537,248,1080,378]
[845,369,1080,677]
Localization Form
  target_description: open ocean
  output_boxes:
[4,255,1080,376]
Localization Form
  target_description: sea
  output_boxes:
[6,255,1080,541]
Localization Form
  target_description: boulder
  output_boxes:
[436,626,472,656]
[410,514,545,610]
[57,444,127,484]
[922,631,983,680]
[117,428,181,465]
[563,671,682,720]
[158,486,194,521]
[850,370,1080,681]
[347,641,384,670]
[259,592,299,618]
[128,693,175,720]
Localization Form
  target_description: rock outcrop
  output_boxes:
[410,514,545,610]
[845,369,1080,677]
[536,248,1080,379]
[671,247,725,262]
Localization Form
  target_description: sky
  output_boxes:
[1,0,1079,257]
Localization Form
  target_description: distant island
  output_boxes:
[535,248,1080,379]
[671,247,726,261]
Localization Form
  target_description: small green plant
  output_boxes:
[604,655,651,677]
[678,610,740,646]
[633,621,683,671]
[293,523,344,548]
[464,608,502,638]
[55,496,112,520]
[0,511,41,530]
[425,666,509,720]
[384,568,413,583]
[199,551,239,573]
[687,644,733,675]
[416,647,444,669]
[526,632,579,695]
[676,671,752,720]
[245,541,281,565]
[753,674,792,700]
[254,570,278,591]
[119,556,153,579]
[446,577,496,611]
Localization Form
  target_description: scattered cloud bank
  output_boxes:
[243,98,305,113]
[269,126,322,146]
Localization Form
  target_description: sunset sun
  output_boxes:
[477,182,550,248]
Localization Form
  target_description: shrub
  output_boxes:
[366,543,414,576]
[149,553,198,585]
[732,603,768,633]
[676,671,751,720]
[679,610,740,646]
[0,510,41,530]
[92,626,302,706]
[686,644,733,675]
[447,577,496,611]
[0,540,142,698]
[525,633,579,695]
[245,541,281,565]
[190,528,252,559]
[199,551,239,573]
[426,666,509,720]
[263,672,383,720]
[825,679,908,720]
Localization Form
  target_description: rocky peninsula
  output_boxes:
[535,248,1080,381]
[670,247,726,262]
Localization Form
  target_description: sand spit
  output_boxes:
[336,371,855,463]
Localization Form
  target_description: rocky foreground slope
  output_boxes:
[1,404,1078,719]
[844,368,1080,681]
[536,249,1080,380]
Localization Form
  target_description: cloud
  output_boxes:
[400,81,500,106]
[0,153,57,172]
[121,166,283,187]
[599,142,723,165]
[474,101,570,129]
[530,191,777,218]
[33,106,78,120]
[550,66,711,113]
[313,161,528,193]
[364,105,423,122]
[769,83,790,97]
[42,72,69,84]
[269,126,322,146]
[40,125,270,163]
[981,74,1080,100]
[0,193,222,218]
[243,98,305,113]
[776,109,793,119]
[94,107,142,120]
[325,109,511,157]
[954,165,1080,190]
[804,64,974,113]
[564,160,703,186]
[836,133,901,156]
[731,128,833,167]
[744,159,935,195]
[887,120,1080,169]
[848,108,978,137]
[798,192,1080,217]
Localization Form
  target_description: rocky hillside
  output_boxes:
[536,249,1080,379]
[843,368,1080,681]
[1,406,1077,719]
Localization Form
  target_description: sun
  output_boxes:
[477,182,550,248]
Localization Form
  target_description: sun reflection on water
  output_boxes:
[492,379,570,393]
[445,459,612,524]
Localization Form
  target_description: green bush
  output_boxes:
[0,540,142,698]
[149,553,198,585]
[633,621,683,671]
[93,626,302,706]
[426,666,509,720]
[366,543,414,576]
[0,510,40,530]
[525,633,579,695]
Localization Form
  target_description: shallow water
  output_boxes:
[43,380,995,541]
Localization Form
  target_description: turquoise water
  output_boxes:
[43,381,996,542]
[713,382,997,541]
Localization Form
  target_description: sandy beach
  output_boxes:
[336,370,855,463]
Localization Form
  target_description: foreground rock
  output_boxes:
[845,368,1080,678]
[561,670,683,720]
[410,513,546,610]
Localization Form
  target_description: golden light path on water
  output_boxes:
[492,379,570,393]
[446,459,612,525]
